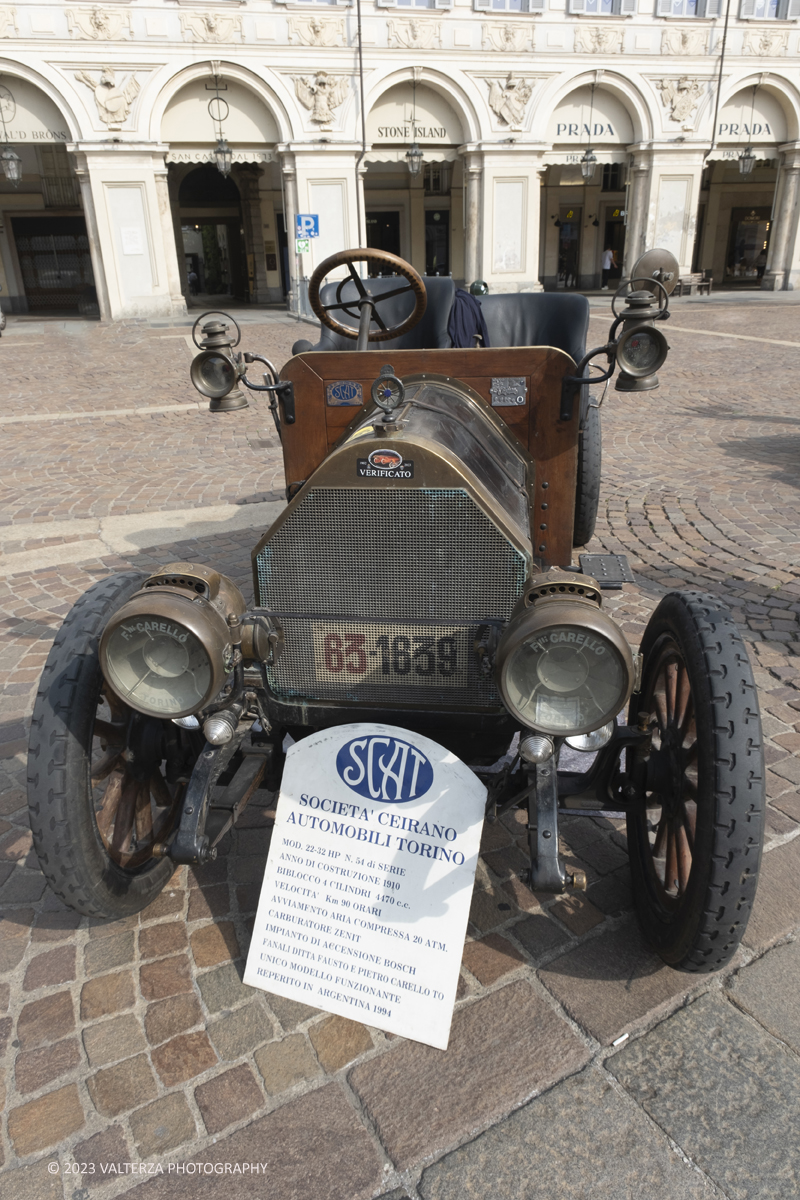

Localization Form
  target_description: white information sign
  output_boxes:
[120,226,144,256]
[244,723,486,1050]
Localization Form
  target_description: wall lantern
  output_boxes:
[213,137,233,178]
[406,142,424,177]
[738,146,756,177]
[207,67,232,178]
[0,146,21,185]
[580,148,598,182]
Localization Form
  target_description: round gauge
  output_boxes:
[370,372,405,412]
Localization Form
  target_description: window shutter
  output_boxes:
[619,0,637,12]
[434,0,452,9]
[473,0,492,10]
[375,0,394,8]
[656,0,674,14]
[528,0,546,11]
[787,0,800,15]
[739,0,757,16]
[702,0,722,15]
[568,0,586,13]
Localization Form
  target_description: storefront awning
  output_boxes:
[366,147,459,165]
[166,148,274,165]
[705,146,778,164]
[544,149,629,166]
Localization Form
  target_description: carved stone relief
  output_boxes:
[656,76,704,129]
[293,73,350,128]
[387,19,442,50]
[67,7,131,40]
[179,12,243,43]
[287,15,345,47]
[573,26,623,54]
[481,23,532,53]
[75,67,139,129]
[0,7,17,38]
[486,75,534,129]
[743,28,788,55]
[660,28,707,55]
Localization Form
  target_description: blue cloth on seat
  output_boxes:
[447,289,490,349]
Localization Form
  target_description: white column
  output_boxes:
[154,161,187,315]
[279,154,299,314]
[72,160,111,321]
[763,147,800,291]
[622,159,651,277]
[463,155,482,285]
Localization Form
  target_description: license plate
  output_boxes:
[312,623,467,687]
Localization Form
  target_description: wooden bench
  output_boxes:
[674,273,712,296]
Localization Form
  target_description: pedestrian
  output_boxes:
[188,269,199,295]
[601,246,616,290]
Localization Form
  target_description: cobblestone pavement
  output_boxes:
[2,299,800,1199]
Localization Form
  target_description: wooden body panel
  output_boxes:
[279,347,578,568]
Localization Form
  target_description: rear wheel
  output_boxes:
[573,401,601,547]
[27,572,202,919]
[627,592,764,972]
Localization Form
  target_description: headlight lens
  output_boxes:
[99,587,236,718]
[565,720,615,752]
[496,602,634,737]
[102,619,214,717]
[190,350,238,399]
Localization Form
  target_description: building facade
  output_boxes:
[0,0,798,320]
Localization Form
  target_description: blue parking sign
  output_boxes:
[296,214,319,239]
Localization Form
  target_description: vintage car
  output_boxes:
[27,247,764,975]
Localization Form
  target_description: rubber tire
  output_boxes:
[27,571,177,919]
[573,401,601,548]
[627,591,764,973]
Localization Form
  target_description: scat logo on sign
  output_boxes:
[336,735,434,802]
[368,448,403,469]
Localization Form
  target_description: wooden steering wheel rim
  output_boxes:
[308,248,427,343]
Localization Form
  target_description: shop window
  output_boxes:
[568,0,636,13]
[739,0,800,15]
[377,0,451,9]
[424,164,451,195]
[655,0,721,14]
[602,163,624,191]
[474,0,545,10]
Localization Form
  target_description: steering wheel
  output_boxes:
[308,249,426,344]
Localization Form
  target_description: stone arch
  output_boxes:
[535,71,654,147]
[709,72,800,145]
[363,67,481,147]
[0,59,82,141]
[148,61,293,146]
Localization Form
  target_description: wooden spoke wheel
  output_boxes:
[90,686,188,871]
[28,572,201,919]
[307,248,426,344]
[627,591,764,973]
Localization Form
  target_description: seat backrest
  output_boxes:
[299,275,456,354]
[478,292,590,365]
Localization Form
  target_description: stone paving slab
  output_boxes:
[1,305,800,1197]
[727,938,800,1054]
[417,1067,716,1200]
[608,991,800,1199]
[348,980,590,1171]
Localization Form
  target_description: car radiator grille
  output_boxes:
[255,488,527,708]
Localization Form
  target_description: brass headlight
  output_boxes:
[495,575,635,737]
[99,564,245,719]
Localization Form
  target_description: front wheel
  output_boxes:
[627,592,764,972]
[27,572,202,919]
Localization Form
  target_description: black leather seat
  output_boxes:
[478,292,589,365]
[292,275,456,355]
